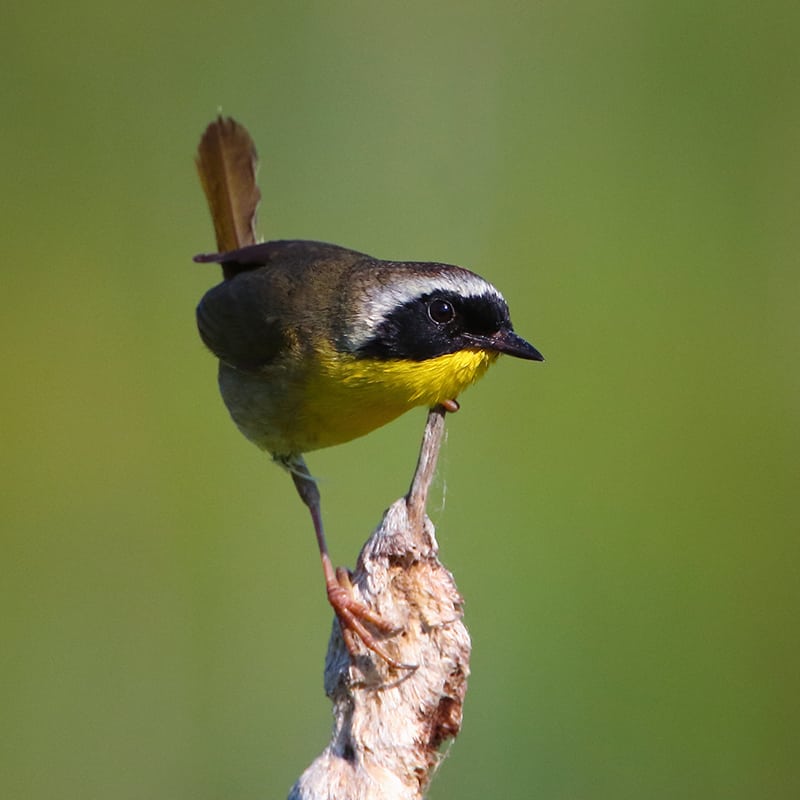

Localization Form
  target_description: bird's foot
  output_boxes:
[327,568,415,670]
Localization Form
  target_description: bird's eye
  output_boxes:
[427,298,455,324]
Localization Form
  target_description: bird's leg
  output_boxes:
[287,456,409,668]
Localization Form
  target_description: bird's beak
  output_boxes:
[476,329,544,361]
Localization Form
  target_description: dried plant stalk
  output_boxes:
[289,407,471,800]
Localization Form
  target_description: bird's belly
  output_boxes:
[218,348,496,455]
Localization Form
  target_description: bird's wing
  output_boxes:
[196,269,288,370]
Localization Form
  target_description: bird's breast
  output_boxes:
[300,346,498,448]
[218,347,497,456]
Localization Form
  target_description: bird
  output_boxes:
[194,117,543,665]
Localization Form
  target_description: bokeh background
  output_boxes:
[3,2,798,798]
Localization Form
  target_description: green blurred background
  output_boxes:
[3,1,798,798]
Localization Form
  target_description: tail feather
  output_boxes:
[195,116,261,278]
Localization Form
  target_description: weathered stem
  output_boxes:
[289,406,471,800]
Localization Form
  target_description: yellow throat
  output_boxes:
[300,346,499,451]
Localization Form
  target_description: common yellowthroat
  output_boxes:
[194,118,543,665]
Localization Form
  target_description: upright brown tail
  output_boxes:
[195,117,261,279]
